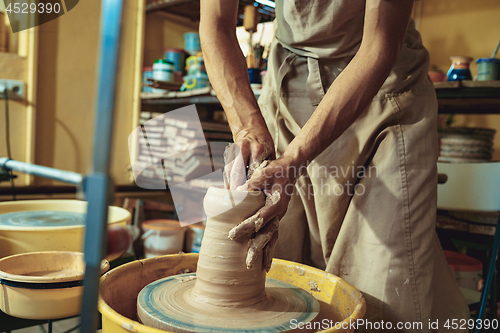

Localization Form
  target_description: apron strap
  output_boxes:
[274,51,297,155]
[272,42,326,154]
[306,57,326,106]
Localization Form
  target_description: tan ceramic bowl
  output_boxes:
[0,200,130,259]
[0,251,109,319]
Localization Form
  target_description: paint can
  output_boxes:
[183,32,201,56]
[476,58,500,81]
[141,220,185,258]
[142,66,153,92]
[152,59,174,93]
[185,55,206,75]
[180,73,210,91]
[164,48,186,74]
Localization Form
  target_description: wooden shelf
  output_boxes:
[142,94,221,105]
[145,0,276,25]
[141,87,220,105]
[141,87,261,106]
[140,82,499,113]
[146,0,200,20]
[435,81,500,114]
[438,98,500,114]
[435,81,500,99]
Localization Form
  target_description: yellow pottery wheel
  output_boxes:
[0,200,130,259]
[98,254,366,333]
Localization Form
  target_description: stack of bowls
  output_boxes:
[438,127,496,163]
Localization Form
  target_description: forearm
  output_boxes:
[199,2,267,136]
[283,46,396,164]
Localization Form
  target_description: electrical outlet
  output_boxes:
[0,79,25,100]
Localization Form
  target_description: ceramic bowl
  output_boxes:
[0,200,130,259]
[0,251,109,319]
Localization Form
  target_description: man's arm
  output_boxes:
[200,0,275,183]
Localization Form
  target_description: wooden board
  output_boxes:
[141,86,213,99]
[434,80,500,99]
[145,0,276,25]
[434,81,500,89]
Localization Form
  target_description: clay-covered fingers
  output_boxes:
[228,211,265,240]
[245,162,278,193]
[255,189,284,227]
[246,218,279,269]
[227,186,278,240]
[247,142,274,179]
[236,160,270,191]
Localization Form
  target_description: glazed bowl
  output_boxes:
[0,251,109,319]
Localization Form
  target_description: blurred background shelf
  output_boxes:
[438,98,500,114]
[142,95,221,105]
[435,81,500,114]
[140,83,499,114]
[436,81,500,98]
[140,87,261,107]
[145,0,276,25]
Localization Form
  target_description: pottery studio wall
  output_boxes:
[0,0,144,187]
[417,0,500,159]
[0,3,37,187]
[33,0,144,186]
[0,47,33,187]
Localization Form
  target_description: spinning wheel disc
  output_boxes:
[137,273,320,333]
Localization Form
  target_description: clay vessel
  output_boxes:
[191,186,266,307]
[447,56,473,81]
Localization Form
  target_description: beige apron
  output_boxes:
[258,1,470,332]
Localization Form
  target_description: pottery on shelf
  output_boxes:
[447,56,473,81]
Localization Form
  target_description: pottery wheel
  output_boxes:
[0,211,86,227]
[137,273,320,333]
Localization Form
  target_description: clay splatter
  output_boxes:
[309,281,321,292]
[177,275,197,283]
[295,267,306,276]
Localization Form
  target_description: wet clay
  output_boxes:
[137,187,320,332]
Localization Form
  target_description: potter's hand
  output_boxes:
[223,126,275,190]
[229,156,302,271]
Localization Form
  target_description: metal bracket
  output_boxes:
[0,169,17,183]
